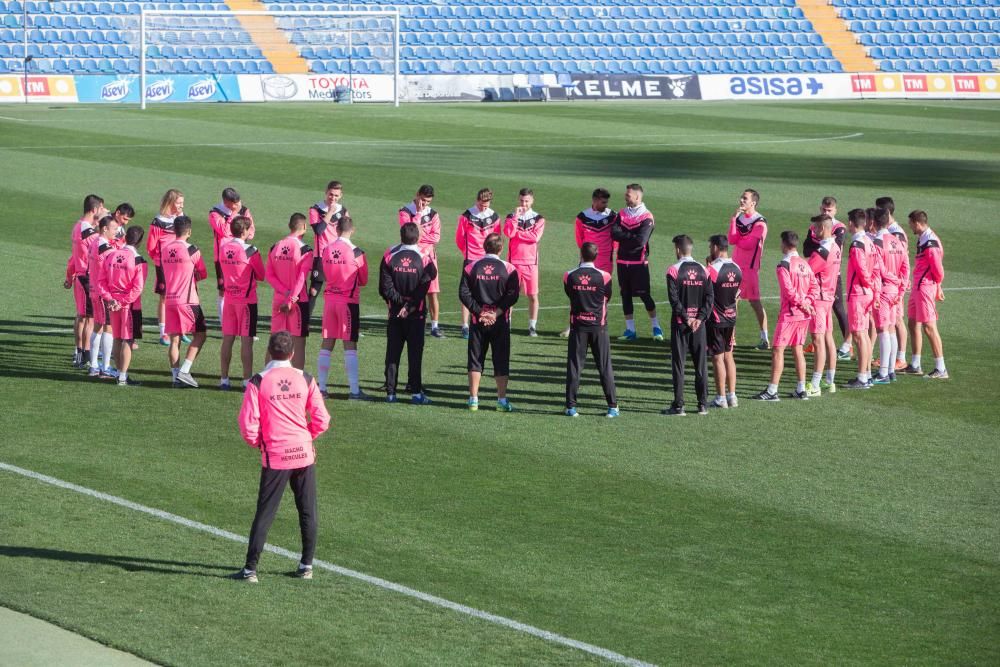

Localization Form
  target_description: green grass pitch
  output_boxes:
[0,100,997,665]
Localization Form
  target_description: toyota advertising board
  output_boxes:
[238,74,395,103]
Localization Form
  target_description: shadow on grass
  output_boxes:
[0,545,232,578]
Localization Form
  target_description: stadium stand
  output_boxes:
[0,0,996,76]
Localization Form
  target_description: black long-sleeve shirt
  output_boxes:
[666,257,714,328]
[459,254,520,324]
[378,243,437,319]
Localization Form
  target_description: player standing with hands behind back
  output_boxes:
[504,188,545,336]
[728,189,769,349]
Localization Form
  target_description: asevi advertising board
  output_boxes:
[237,74,395,102]
[74,74,241,103]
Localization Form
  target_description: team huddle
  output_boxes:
[63,183,948,416]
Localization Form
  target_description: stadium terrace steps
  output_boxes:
[795,0,875,72]
[225,0,308,73]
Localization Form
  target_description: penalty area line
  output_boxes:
[0,461,656,667]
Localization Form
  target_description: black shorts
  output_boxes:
[130,308,143,340]
[214,261,224,291]
[191,305,208,333]
[706,323,735,357]
[154,265,166,296]
[617,263,651,296]
[468,320,510,376]
[298,301,311,338]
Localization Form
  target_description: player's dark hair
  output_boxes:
[115,202,135,218]
[743,188,760,205]
[125,225,144,246]
[875,196,895,214]
[811,213,832,227]
[229,216,250,237]
[873,208,891,229]
[417,184,434,198]
[288,212,307,231]
[821,196,837,208]
[708,234,728,251]
[518,187,533,197]
[592,188,611,201]
[268,331,294,361]
[83,194,104,215]
[477,188,493,202]
[97,215,113,231]
[222,187,240,204]
[400,222,419,245]
[326,180,343,191]
[580,242,598,262]
[483,233,503,255]
[673,234,693,254]
[626,183,643,193]
[781,230,799,248]
[847,208,867,228]
[908,210,928,225]
[173,215,193,236]
[337,215,354,235]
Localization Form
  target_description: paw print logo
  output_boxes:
[168,249,177,258]
[278,379,291,392]
[331,249,342,260]
[726,271,736,282]
[400,257,411,267]
[225,250,235,260]
[483,264,495,275]
[579,274,591,285]
[281,246,290,256]
[115,255,125,264]
[687,269,697,281]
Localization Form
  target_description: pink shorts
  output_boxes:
[908,282,940,323]
[222,302,258,338]
[874,290,899,330]
[322,301,360,341]
[514,263,538,296]
[90,295,109,327]
[773,317,808,348]
[272,301,310,337]
[110,307,134,341]
[73,276,92,317]
[165,304,207,336]
[426,256,439,294]
[847,292,874,333]
[740,268,760,301]
[810,300,833,335]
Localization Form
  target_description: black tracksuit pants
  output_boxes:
[670,320,708,409]
[385,316,425,394]
[245,464,317,571]
[566,325,617,409]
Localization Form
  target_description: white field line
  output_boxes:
[31,285,1000,334]
[0,461,656,667]
[0,132,863,152]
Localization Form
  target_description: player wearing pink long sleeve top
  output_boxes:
[400,199,441,293]
[456,202,501,264]
[727,212,768,298]
[234,335,330,582]
[266,215,314,357]
[209,192,255,294]
[846,231,875,332]
[504,205,545,297]
[909,225,945,324]
[102,243,148,343]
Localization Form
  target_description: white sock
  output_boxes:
[119,371,127,383]
[650,316,660,329]
[812,372,822,386]
[220,376,229,385]
[716,394,725,404]
[317,349,331,391]
[101,332,114,370]
[934,357,946,372]
[896,346,906,362]
[879,332,891,376]
[840,341,852,354]
[344,349,359,394]
[159,322,166,336]
[860,372,870,383]
[431,320,439,329]
[726,391,736,402]
[217,295,224,315]
[760,329,769,343]
[889,335,899,373]
[625,319,635,332]
[89,332,100,368]
[796,380,806,393]
[766,383,778,395]
[825,369,835,383]
[528,319,537,329]
[180,359,193,374]
[911,354,921,369]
